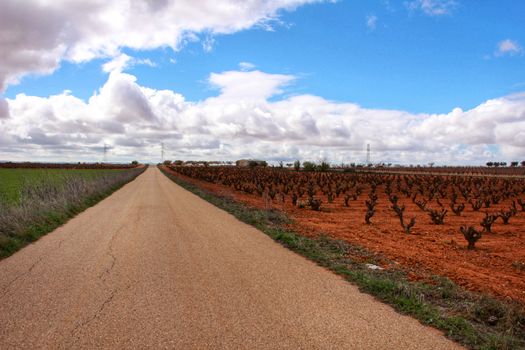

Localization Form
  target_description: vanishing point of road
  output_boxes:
[0,167,461,349]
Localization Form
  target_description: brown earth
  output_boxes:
[0,167,461,349]
[162,167,525,305]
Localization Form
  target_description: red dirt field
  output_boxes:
[161,166,525,305]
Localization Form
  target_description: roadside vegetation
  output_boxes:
[0,166,146,258]
[160,167,525,350]
[0,168,134,204]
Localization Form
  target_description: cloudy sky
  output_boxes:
[0,0,524,164]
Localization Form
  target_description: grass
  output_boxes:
[0,167,147,258]
[0,168,129,204]
[160,167,525,350]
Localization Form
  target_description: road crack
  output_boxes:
[68,212,136,343]
[97,228,120,281]
[69,288,118,339]
[1,255,45,298]
[2,223,87,298]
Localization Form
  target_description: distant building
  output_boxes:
[236,159,267,167]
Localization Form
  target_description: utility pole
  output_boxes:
[366,143,371,165]
[161,142,164,163]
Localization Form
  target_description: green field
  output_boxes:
[0,168,126,205]
[0,166,146,258]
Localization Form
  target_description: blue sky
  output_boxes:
[1,0,524,164]
[5,0,524,114]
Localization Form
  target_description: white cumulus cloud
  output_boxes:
[0,97,9,119]
[208,70,295,102]
[2,68,525,164]
[0,0,326,91]
[102,54,156,73]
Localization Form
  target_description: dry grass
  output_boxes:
[0,166,146,258]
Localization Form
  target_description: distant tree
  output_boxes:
[486,162,493,167]
[174,160,184,166]
[318,161,330,172]
[163,160,172,166]
[131,160,138,165]
[303,161,316,172]
[510,161,519,167]
[521,160,525,167]
[293,160,301,171]
[278,161,284,168]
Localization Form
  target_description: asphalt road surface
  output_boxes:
[0,167,461,349]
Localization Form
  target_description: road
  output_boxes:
[0,167,461,349]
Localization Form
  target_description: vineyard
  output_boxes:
[165,165,525,304]
[361,165,525,176]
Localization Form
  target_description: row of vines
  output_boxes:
[168,165,525,250]
[364,165,525,176]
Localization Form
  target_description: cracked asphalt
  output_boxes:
[0,167,462,349]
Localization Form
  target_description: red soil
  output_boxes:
[162,167,525,305]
